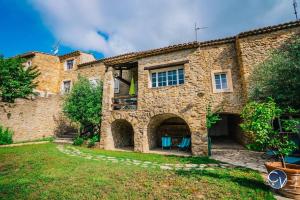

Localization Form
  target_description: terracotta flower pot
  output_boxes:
[265,162,300,199]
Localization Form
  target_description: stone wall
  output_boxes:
[0,96,62,142]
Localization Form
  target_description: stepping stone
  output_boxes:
[160,166,173,170]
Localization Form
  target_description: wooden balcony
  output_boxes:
[112,96,137,110]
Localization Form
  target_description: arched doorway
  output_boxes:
[208,113,244,149]
[147,114,191,151]
[111,119,134,150]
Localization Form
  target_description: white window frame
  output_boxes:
[149,66,184,88]
[211,69,233,93]
[61,80,72,94]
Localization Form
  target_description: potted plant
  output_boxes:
[241,99,300,199]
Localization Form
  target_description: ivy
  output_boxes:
[206,104,221,129]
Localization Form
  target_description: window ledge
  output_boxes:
[213,89,233,93]
[150,84,185,89]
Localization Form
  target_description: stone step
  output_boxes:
[56,134,77,139]
[54,138,73,144]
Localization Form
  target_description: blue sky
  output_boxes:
[0,0,298,58]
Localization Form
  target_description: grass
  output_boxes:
[12,136,54,144]
[0,143,274,200]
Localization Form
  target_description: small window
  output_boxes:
[211,69,233,93]
[214,73,228,90]
[26,61,32,67]
[151,67,184,88]
[66,59,74,70]
[62,80,71,94]
[114,78,120,93]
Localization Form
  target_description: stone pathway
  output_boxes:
[211,148,269,173]
[57,145,239,171]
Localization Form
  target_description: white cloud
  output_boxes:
[29,0,295,56]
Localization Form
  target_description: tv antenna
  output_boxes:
[194,23,208,41]
[293,0,298,20]
[51,40,61,55]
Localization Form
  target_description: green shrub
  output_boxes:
[73,137,84,146]
[63,75,103,137]
[0,125,13,145]
[87,135,99,148]
[241,99,300,167]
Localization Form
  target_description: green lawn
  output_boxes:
[0,143,274,200]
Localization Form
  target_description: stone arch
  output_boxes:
[111,119,134,150]
[146,113,191,151]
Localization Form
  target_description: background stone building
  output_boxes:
[1,20,299,152]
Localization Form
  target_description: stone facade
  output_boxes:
[99,21,300,156]
[30,53,61,95]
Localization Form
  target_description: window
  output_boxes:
[211,69,233,93]
[66,59,74,70]
[151,67,184,88]
[26,61,32,67]
[89,78,100,87]
[114,78,120,93]
[62,80,71,94]
[214,73,228,90]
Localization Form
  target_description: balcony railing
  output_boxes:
[112,96,137,110]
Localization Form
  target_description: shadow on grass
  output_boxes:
[175,168,270,192]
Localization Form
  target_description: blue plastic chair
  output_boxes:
[285,156,300,164]
[177,137,191,150]
[162,136,172,149]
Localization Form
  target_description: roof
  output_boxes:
[58,50,82,60]
[15,20,300,66]
[15,51,56,58]
[77,42,199,67]
[238,20,300,38]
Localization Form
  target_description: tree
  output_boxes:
[0,56,40,103]
[63,75,103,137]
[249,36,300,110]
[240,99,299,168]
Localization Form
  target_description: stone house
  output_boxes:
[2,20,300,153]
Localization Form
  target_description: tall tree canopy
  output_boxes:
[63,76,103,136]
[0,56,40,103]
[249,36,300,110]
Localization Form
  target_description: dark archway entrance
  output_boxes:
[111,119,134,150]
[147,114,191,151]
[209,113,244,149]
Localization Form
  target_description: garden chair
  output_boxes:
[161,136,172,149]
[177,137,191,151]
